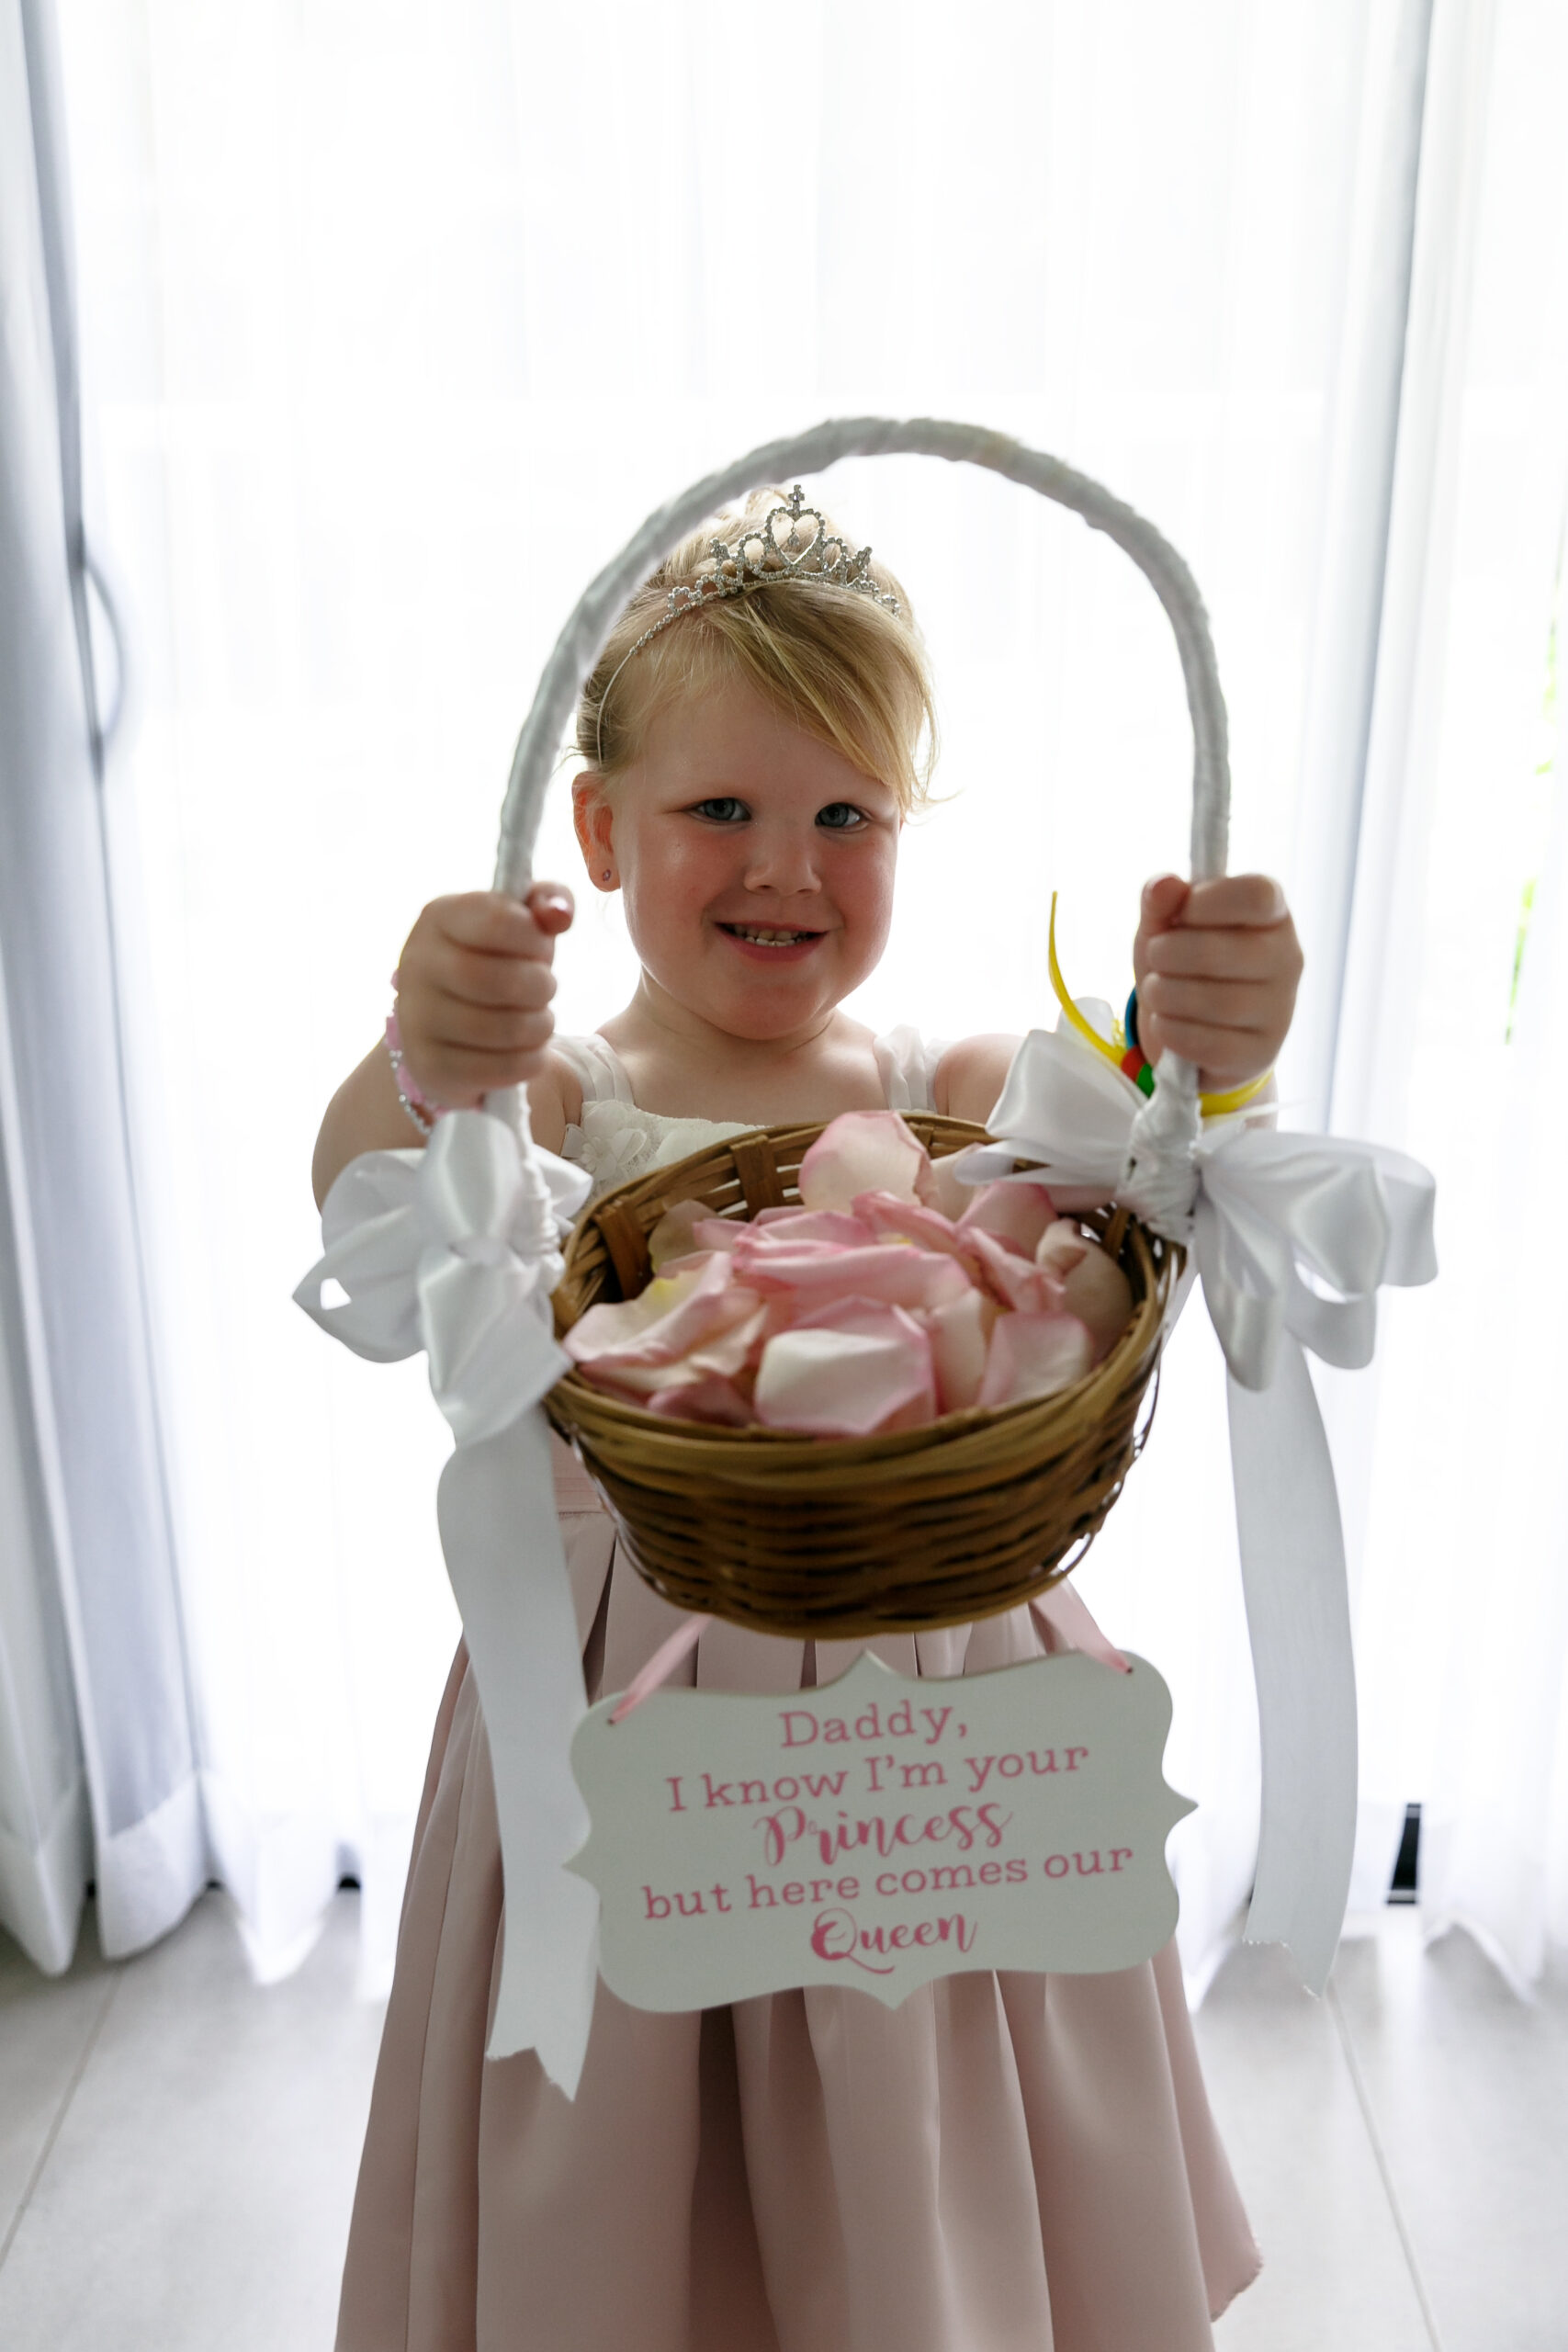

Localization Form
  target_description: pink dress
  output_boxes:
[335,1033,1260,2352]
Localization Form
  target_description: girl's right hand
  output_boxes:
[392,885,574,1109]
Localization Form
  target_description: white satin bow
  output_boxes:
[295,1109,602,2096]
[957,1024,1437,1391]
[294,1108,589,1432]
[954,1023,1438,1993]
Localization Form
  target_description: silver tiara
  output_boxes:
[593,487,899,762]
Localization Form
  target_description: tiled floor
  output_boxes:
[0,1893,383,2352]
[1,1896,1562,2349]
[1204,1917,1568,2352]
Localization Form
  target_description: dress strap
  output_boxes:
[874,1024,948,1114]
[553,1033,636,1105]
[561,1026,944,1114]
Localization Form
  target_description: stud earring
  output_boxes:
[602,867,613,883]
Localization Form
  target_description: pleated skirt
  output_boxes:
[336,1444,1260,2351]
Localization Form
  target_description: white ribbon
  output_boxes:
[953,1024,1438,1991]
[295,1109,600,2094]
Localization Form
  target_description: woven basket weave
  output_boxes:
[492,418,1229,1639]
[545,1115,1179,1637]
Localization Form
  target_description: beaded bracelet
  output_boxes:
[385,991,442,1138]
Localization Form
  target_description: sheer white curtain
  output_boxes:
[1313,0,1568,1984]
[0,0,198,1977]
[42,0,1562,1997]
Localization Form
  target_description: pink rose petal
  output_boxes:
[644,1374,757,1426]
[1034,1223,1134,1363]
[565,1264,702,1361]
[1035,1217,1090,1274]
[852,1189,972,1261]
[790,1297,940,1430]
[957,1180,1058,1259]
[573,1177,1125,1432]
[730,1230,841,1261]
[690,1216,745,1254]
[750,1205,878,1245]
[739,1242,972,1315]
[963,1225,1066,1316]
[638,1249,738,1283]
[729,1220,875,1273]
[853,1191,1020,1306]
[978,1310,1093,1408]
[791,1294,922,1338]
[573,1297,771,1400]
[741,1293,796,1368]
[916,1151,975,1221]
[648,1198,713,1271]
[566,1256,762,1385]
[754,1301,936,1435]
[925,1287,997,1412]
[797,1110,931,1213]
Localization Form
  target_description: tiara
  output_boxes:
[593,487,899,762]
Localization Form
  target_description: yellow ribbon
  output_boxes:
[1045,893,1272,1120]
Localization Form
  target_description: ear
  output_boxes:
[571,774,618,889]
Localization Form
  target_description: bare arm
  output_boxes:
[312,1042,426,1207]
[932,1034,1021,1126]
[310,883,578,1208]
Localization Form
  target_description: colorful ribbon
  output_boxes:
[1046,893,1274,1120]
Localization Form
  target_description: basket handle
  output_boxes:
[488,417,1229,1171]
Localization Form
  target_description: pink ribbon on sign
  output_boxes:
[609,1615,713,1724]
[1031,1585,1131,1674]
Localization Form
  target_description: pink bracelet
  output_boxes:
[385,992,444,1137]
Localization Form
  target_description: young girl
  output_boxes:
[313,489,1301,2352]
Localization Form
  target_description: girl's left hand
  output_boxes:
[1133,874,1303,1090]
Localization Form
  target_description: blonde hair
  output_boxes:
[575,489,937,810]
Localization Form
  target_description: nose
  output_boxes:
[742,816,822,899]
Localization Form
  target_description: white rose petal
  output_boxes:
[753,1318,936,1436]
[925,1289,996,1412]
[978,1311,1093,1408]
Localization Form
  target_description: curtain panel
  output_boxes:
[0,0,202,1973]
[1325,0,1568,1984]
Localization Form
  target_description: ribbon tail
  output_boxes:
[436,1413,600,2097]
[1227,1335,1357,1995]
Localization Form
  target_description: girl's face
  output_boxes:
[576,676,901,1044]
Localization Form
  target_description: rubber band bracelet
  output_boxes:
[1048,898,1273,1118]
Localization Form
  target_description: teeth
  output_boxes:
[729,926,811,944]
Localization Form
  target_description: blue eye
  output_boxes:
[691,797,749,822]
[817,803,867,831]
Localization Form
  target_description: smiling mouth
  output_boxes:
[718,923,823,947]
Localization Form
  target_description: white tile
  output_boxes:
[0,1891,384,2352]
[12,1894,1560,2349]
[1333,1912,1568,2352]
[0,1919,114,2255]
[1197,1937,1437,2352]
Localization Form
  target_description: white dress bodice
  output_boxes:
[553,1025,947,1200]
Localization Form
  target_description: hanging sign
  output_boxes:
[569,1647,1193,2010]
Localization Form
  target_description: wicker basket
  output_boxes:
[545,1115,1180,1637]
[492,417,1229,1639]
